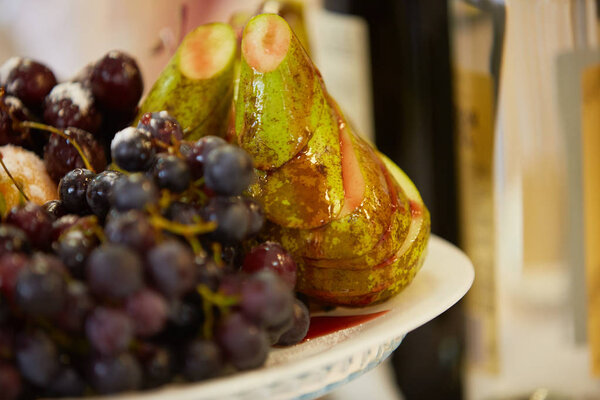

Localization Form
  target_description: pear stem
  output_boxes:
[19,121,95,172]
[0,153,29,202]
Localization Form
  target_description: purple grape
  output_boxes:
[244,197,265,237]
[16,331,60,387]
[58,168,95,215]
[163,201,201,225]
[15,257,67,317]
[0,95,34,147]
[110,173,158,212]
[276,299,310,346]
[242,241,297,289]
[42,200,67,220]
[2,57,57,112]
[0,252,28,300]
[5,202,54,251]
[88,353,142,394]
[111,127,156,172]
[179,136,227,179]
[86,244,143,301]
[239,270,294,329]
[202,196,251,244]
[150,153,191,193]
[0,362,22,400]
[85,170,123,219]
[104,210,157,253]
[50,214,80,242]
[55,228,97,278]
[0,225,30,256]
[147,240,196,298]
[137,111,183,147]
[44,127,107,182]
[135,343,174,389]
[125,289,168,337]
[43,82,102,133]
[204,144,254,196]
[196,258,225,292]
[90,51,143,113]
[162,300,202,340]
[49,367,85,397]
[182,340,223,382]
[216,312,268,370]
[86,307,133,356]
[55,280,94,333]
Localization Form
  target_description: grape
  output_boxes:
[111,127,156,172]
[55,281,94,333]
[137,111,183,147]
[147,240,196,298]
[216,312,269,371]
[86,170,123,219]
[182,340,223,382]
[15,257,67,317]
[276,299,310,346]
[161,299,202,341]
[242,241,297,289]
[42,200,67,220]
[44,127,107,182]
[5,202,54,251]
[0,225,30,256]
[43,82,102,133]
[86,307,133,356]
[49,367,86,397]
[0,362,22,400]
[90,51,143,113]
[239,270,294,329]
[88,353,142,394]
[204,144,254,196]
[110,173,158,212]
[0,95,34,147]
[0,252,28,300]
[59,168,95,215]
[105,210,156,253]
[202,196,251,243]
[196,258,225,292]
[50,214,80,242]
[16,331,60,387]
[55,228,97,278]
[179,136,227,179]
[135,343,174,389]
[86,244,143,301]
[2,57,57,112]
[244,197,265,237]
[125,289,168,337]
[163,201,201,225]
[150,153,191,193]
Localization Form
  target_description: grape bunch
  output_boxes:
[0,90,310,396]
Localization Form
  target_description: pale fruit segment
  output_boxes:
[137,23,237,140]
[0,145,57,213]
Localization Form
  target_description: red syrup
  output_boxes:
[302,310,389,342]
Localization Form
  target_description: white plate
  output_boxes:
[84,235,473,400]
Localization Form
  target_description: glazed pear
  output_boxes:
[236,14,429,306]
[137,23,237,140]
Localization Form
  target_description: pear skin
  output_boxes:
[137,23,237,140]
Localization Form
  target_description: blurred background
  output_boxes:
[2,0,600,398]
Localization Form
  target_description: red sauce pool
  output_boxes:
[302,310,389,341]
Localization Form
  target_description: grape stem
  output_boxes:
[0,153,30,202]
[19,121,95,172]
[197,284,239,339]
[148,213,216,236]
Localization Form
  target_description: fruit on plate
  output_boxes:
[137,23,237,140]
[235,14,430,306]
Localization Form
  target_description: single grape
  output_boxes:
[150,153,191,193]
[0,362,22,400]
[88,353,142,394]
[125,289,168,337]
[86,244,143,301]
[202,196,251,243]
[239,270,294,329]
[104,210,157,253]
[42,200,67,220]
[216,312,269,371]
[86,170,123,219]
[204,144,254,196]
[15,257,67,317]
[0,95,34,147]
[90,51,143,113]
[110,173,158,212]
[244,197,265,236]
[182,339,223,382]
[16,331,60,387]
[5,202,54,251]
[44,127,107,182]
[2,57,57,112]
[242,241,297,289]
[55,280,94,333]
[50,214,80,242]
[43,82,102,133]
[179,136,227,179]
[163,201,201,225]
[58,168,95,215]
[0,224,30,256]
[111,127,156,172]
[276,299,310,346]
[135,343,174,389]
[86,307,134,356]
[147,240,196,298]
[49,366,86,397]
[55,228,97,279]
[137,111,183,147]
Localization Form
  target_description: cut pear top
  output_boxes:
[180,23,237,80]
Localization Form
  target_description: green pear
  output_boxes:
[137,23,237,140]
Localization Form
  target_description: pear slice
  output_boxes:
[137,23,237,140]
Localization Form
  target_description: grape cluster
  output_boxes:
[0,105,309,397]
